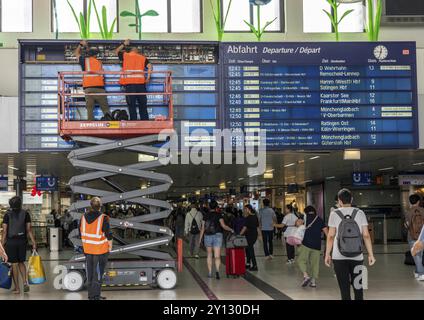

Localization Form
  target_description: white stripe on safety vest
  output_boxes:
[82,216,86,234]
[80,232,102,239]
[124,69,145,78]
[96,214,103,235]
[81,239,109,245]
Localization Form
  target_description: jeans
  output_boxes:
[84,87,109,121]
[204,233,223,248]
[409,240,424,275]
[285,239,295,260]
[125,84,148,120]
[85,253,108,300]
[333,259,364,300]
[189,233,200,256]
[262,230,274,256]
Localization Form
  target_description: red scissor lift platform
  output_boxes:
[59,71,178,291]
[58,70,174,139]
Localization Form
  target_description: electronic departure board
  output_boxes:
[222,42,418,150]
[19,40,219,151]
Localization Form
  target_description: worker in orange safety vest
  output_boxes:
[115,39,152,121]
[74,41,110,121]
[79,197,113,300]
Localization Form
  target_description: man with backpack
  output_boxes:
[325,189,376,300]
[405,193,424,280]
[185,203,203,259]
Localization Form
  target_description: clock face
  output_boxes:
[374,45,388,60]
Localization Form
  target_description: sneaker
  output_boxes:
[250,266,258,271]
[208,273,213,278]
[414,272,420,279]
[309,279,317,288]
[246,264,251,269]
[216,272,220,280]
[23,284,30,293]
[286,260,292,265]
[265,256,272,260]
[194,255,200,259]
[301,277,311,288]
[417,274,424,281]
[269,255,274,259]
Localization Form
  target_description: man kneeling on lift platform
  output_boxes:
[115,39,152,121]
[74,41,110,121]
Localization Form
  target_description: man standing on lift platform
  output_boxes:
[115,39,152,121]
[74,41,110,121]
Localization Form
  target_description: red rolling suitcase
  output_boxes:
[225,248,246,277]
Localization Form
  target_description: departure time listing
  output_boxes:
[222,42,418,150]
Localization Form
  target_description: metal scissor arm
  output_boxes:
[67,134,175,262]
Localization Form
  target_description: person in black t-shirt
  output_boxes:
[1,196,37,294]
[240,205,261,271]
[297,206,328,288]
[199,200,234,279]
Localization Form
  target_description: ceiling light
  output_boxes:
[219,182,226,190]
[8,166,19,171]
[378,167,394,172]
[227,181,232,184]
[264,172,274,179]
[309,156,320,160]
[26,171,35,176]
[238,178,244,181]
[344,149,361,160]
[303,180,312,184]
[284,163,295,168]
[413,162,424,166]
[195,190,201,195]
[326,176,336,180]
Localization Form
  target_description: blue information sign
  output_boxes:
[221,42,418,150]
[352,172,372,186]
[36,176,58,191]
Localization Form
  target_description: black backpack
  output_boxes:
[190,212,200,235]
[204,216,217,235]
[335,209,363,258]
[7,209,27,238]
[112,109,129,121]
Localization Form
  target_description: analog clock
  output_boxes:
[374,45,388,60]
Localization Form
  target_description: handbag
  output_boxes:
[226,234,248,248]
[286,215,319,246]
[28,250,47,285]
[0,261,12,290]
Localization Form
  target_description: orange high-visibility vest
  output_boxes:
[120,52,147,85]
[82,57,105,88]
[80,214,109,255]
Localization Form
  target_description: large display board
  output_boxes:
[221,42,418,149]
[19,41,418,152]
[19,41,219,151]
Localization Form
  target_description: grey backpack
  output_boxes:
[335,209,363,258]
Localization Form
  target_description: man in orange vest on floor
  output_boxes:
[79,197,113,300]
[115,39,152,121]
[74,41,110,121]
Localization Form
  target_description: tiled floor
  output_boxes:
[0,241,422,300]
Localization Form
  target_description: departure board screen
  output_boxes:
[221,42,418,150]
[19,41,219,151]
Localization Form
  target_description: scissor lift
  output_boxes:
[58,70,178,291]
